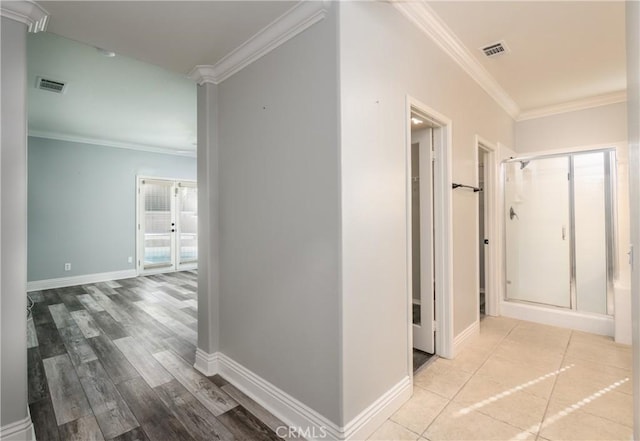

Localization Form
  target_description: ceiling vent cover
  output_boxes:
[480,41,509,58]
[36,77,68,94]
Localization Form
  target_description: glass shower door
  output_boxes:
[505,157,571,307]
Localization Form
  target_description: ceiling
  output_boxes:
[28,31,198,152]
[28,1,627,152]
[427,1,626,115]
[40,1,296,75]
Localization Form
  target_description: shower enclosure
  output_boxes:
[504,149,617,315]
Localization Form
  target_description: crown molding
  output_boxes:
[0,0,48,32]
[392,1,520,119]
[188,65,218,86]
[29,130,196,157]
[188,0,328,85]
[516,90,628,121]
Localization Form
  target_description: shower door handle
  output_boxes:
[562,226,566,240]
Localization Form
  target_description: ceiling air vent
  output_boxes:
[480,41,509,58]
[36,77,68,94]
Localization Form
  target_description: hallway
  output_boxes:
[372,317,632,440]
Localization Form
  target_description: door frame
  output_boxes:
[405,95,454,376]
[136,175,197,275]
[475,137,499,317]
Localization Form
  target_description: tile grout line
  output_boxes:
[533,329,573,441]
[418,319,520,438]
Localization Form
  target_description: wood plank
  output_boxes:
[93,311,128,340]
[29,290,45,302]
[56,288,86,312]
[163,336,196,365]
[221,383,305,440]
[76,360,139,439]
[42,354,92,425]
[207,374,229,389]
[58,415,106,441]
[87,335,139,385]
[41,289,63,305]
[87,286,134,324]
[216,406,282,441]
[113,337,173,388]
[29,398,61,441]
[49,303,76,329]
[152,350,237,416]
[158,286,191,302]
[28,347,49,404]
[71,309,102,338]
[180,307,198,320]
[31,301,54,325]
[116,377,195,441]
[123,325,168,354]
[154,380,235,441]
[108,426,150,441]
[134,302,197,344]
[58,324,98,366]
[35,322,67,359]
[27,317,39,348]
[77,294,105,313]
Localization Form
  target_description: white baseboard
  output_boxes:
[500,300,614,336]
[194,348,220,376]
[192,349,412,440]
[453,320,480,357]
[0,414,34,441]
[341,376,412,441]
[27,269,137,291]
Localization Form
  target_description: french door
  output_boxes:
[137,177,197,274]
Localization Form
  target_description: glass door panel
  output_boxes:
[574,152,607,314]
[505,157,571,307]
[177,183,197,266]
[142,180,174,269]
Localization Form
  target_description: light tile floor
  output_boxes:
[370,317,633,441]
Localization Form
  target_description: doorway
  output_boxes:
[411,110,436,370]
[407,98,455,372]
[478,148,487,318]
[137,177,198,274]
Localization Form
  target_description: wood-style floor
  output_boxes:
[27,271,286,441]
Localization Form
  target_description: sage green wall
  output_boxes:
[28,136,196,281]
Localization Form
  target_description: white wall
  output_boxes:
[1,15,30,435]
[217,5,341,424]
[338,2,514,423]
[516,102,627,152]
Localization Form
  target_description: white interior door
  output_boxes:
[412,128,435,354]
[138,178,197,274]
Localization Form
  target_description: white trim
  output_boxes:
[500,300,615,336]
[476,137,499,317]
[393,2,519,119]
[27,269,137,291]
[189,1,328,85]
[517,91,628,121]
[28,131,196,157]
[194,348,220,376]
[340,376,412,441]
[406,96,455,360]
[0,414,34,441]
[0,0,48,33]
[453,320,480,357]
[194,351,411,440]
